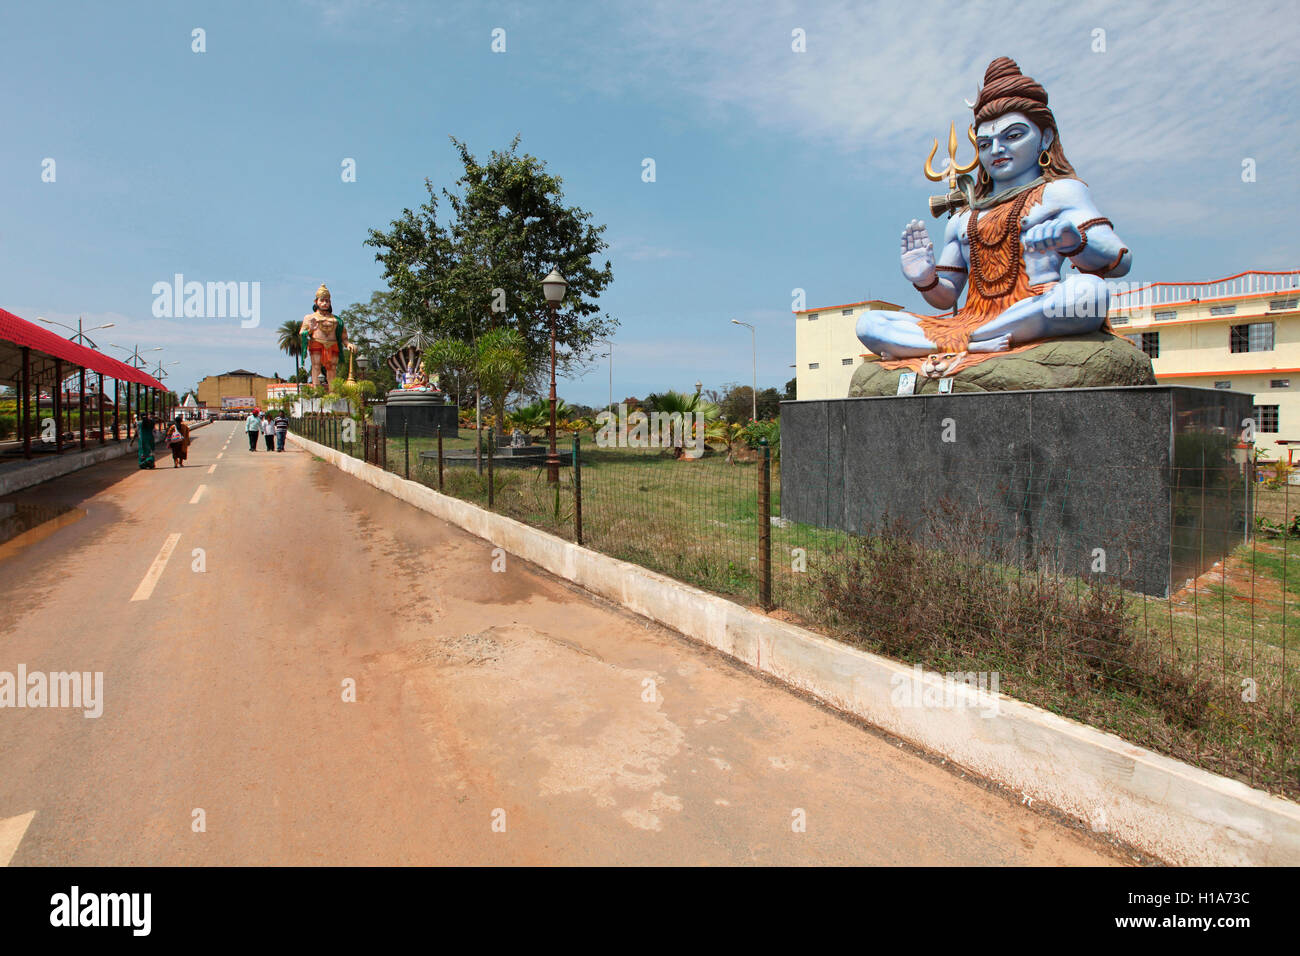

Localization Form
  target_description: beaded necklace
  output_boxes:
[967,187,1035,300]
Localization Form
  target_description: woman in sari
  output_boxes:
[136,414,157,469]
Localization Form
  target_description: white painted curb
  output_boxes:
[293,431,1300,866]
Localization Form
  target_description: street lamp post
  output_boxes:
[110,344,163,369]
[595,338,613,418]
[542,269,568,484]
[356,354,370,422]
[38,316,115,351]
[730,319,757,420]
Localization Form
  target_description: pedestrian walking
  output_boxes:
[136,414,156,469]
[273,411,289,452]
[245,410,260,451]
[262,413,275,450]
[165,414,191,468]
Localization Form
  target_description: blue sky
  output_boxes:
[2,0,1297,405]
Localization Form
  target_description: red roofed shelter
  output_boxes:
[0,306,167,459]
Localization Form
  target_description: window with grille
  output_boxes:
[808,362,819,369]
[1214,381,1232,390]
[841,308,854,316]
[1139,332,1159,358]
[1252,405,1279,433]
[841,357,853,365]
[1154,310,1178,321]
[807,313,819,321]
[1111,314,1129,324]
[1272,379,1291,388]
[1209,304,1237,316]
[1269,297,1298,310]
[1230,322,1274,352]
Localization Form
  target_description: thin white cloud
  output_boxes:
[589,0,1299,237]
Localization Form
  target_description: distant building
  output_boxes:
[195,369,282,411]
[1110,270,1300,460]
[793,298,904,400]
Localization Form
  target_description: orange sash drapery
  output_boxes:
[879,182,1058,373]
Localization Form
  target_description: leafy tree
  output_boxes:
[424,338,475,410]
[756,387,782,420]
[365,135,617,385]
[784,377,797,401]
[715,383,781,422]
[427,329,529,441]
[337,291,403,394]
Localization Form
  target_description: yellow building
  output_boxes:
[1110,270,1300,460]
[195,369,283,411]
[793,298,903,400]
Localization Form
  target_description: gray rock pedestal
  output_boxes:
[849,332,1157,396]
[374,391,458,438]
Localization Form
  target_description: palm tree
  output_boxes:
[427,329,530,444]
[277,319,303,361]
[277,319,305,391]
[644,389,721,459]
[508,398,572,440]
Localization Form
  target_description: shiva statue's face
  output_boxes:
[975,111,1054,189]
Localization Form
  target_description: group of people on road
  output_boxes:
[246,411,288,452]
[134,414,192,469]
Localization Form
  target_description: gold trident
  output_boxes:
[924,122,979,189]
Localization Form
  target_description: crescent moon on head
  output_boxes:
[964,83,982,109]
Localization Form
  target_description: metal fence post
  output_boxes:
[486,428,495,508]
[404,421,410,479]
[758,437,772,611]
[437,425,444,490]
[573,433,583,545]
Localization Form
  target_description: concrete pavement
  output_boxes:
[0,423,1130,864]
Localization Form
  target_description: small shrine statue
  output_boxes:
[387,345,439,392]
[856,57,1133,380]
[300,283,356,389]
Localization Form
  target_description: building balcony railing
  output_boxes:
[1109,269,1300,314]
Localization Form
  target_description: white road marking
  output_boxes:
[190,485,206,504]
[131,533,182,602]
[216,452,223,459]
[0,811,36,867]
[207,464,217,474]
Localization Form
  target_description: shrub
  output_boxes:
[814,499,1213,727]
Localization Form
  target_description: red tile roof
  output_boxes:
[0,307,165,389]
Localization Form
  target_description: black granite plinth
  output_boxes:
[374,392,458,438]
[780,386,1253,597]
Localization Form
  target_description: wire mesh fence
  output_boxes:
[292,415,1297,798]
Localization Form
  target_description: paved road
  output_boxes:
[0,423,1127,865]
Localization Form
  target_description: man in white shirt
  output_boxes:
[246,411,261,451]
